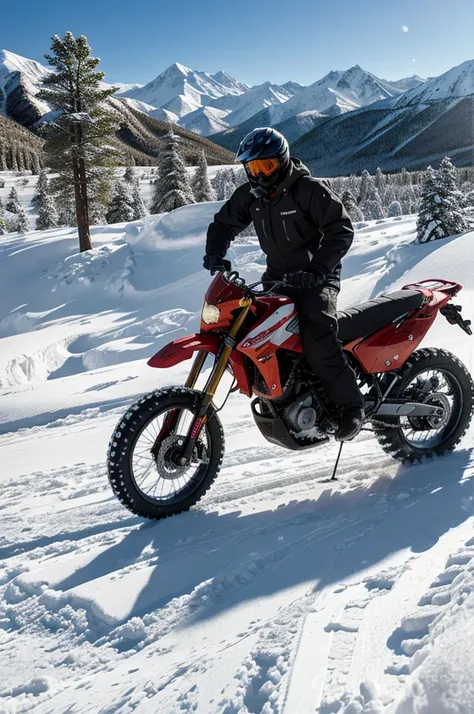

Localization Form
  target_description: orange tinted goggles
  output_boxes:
[246,158,280,177]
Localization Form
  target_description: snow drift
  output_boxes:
[1,202,474,714]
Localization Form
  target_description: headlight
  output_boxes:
[201,301,221,324]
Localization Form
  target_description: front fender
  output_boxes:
[147,332,252,397]
[147,333,220,368]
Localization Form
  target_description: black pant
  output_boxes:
[288,285,363,409]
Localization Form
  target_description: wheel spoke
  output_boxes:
[130,406,210,505]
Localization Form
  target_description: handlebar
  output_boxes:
[215,267,287,297]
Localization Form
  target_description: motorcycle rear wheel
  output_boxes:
[373,348,474,464]
[107,387,224,520]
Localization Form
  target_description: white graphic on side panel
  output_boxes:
[241,304,295,349]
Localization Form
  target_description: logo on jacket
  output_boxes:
[280,210,297,216]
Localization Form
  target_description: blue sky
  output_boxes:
[2,0,473,87]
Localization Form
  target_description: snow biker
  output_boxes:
[204,127,364,442]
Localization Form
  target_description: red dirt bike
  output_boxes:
[108,269,473,520]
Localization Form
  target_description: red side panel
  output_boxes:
[345,316,436,373]
[346,288,453,374]
[147,334,220,368]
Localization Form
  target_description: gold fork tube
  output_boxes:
[185,350,208,389]
[202,303,252,400]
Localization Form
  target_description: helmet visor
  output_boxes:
[245,157,280,178]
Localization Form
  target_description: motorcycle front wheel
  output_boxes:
[107,387,224,520]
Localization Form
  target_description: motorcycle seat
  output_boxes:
[337,290,425,343]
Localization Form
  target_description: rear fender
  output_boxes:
[147,333,252,397]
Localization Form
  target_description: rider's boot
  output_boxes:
[335,406,364,442]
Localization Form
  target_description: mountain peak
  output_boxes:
[165,61,192,77]
[0,49,50,81]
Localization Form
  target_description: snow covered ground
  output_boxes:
[1,201,474,714]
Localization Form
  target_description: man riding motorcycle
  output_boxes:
[203,127,364,441]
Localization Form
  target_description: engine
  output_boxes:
[285,392,320,433]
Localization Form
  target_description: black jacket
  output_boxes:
[206,159,354,289]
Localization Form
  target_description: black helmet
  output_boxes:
[235,127,290,198]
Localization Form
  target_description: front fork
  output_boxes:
[153,300,252,465]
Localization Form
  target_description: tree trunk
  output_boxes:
[72,125,92,253]
[72,155,92,252]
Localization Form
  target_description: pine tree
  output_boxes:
[383,185,396,209]
[465,190,474,208]
[5,186,21,213]
[375,167,385,193]
[123,166,135,184]
[15,204,30,233]
[131,179,147,219]
[399,184,417,214]
[234,167,248,188]
[400,168,410,186]
[191,150,215,203]
[361,186,384,220]
[211,170,226,200]
[32,168,49,208]
[38,32,119,252]
[151,129,194,213]
[106,181,135,223]
[387,200,402,217]
[416,162,467,243]
[358,169,374,204]
[342,189,363,222]
[36,178,59,230]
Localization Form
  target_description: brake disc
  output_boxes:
[155,435,188,480]
[408,392,450,431]
[155,434,208,480]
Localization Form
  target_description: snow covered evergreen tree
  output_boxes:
[362,186,384,220]
[342,190,363,222]
[222,169,237,200]
[5,186,21,214]
[32,168,49,209]
[465,190,474,208]
[417,161,467,243]
[234,167,248,188]
[38,32,119,251]
[387,200,402,217]
[375,167,385,193]
[191,150,215,203]
[151,129,194,213]
[123,166,135,184]
[383,185,396,209]
[15,204,30,233]
[35,176,59,230]
[106,181,135,223]
[358,170,374,204]
[399,184,417,214]
[131,179,148,219]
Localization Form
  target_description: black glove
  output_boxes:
[203,255,231,275]
[284,271,321,289]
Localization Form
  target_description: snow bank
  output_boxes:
[386,543,474,714]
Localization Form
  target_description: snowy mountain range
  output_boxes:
[0,48,473,173]
[0,49,427,137]
[117,61,425,137]
[290,59,474,175]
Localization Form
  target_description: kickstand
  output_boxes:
[331,442,344,481]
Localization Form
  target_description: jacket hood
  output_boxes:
[269,157,311,200]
